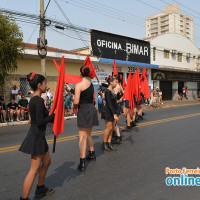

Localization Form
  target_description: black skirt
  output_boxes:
[101,105,114,122]
[77,104,99,127]
[19,124,48,155]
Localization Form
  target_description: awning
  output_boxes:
[99,58,159,68]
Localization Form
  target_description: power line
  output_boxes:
[44,0,52,14]
[54,0,88,46]
[59,0,145,28]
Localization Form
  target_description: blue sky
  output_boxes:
[1,0,200,50]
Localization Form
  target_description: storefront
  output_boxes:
[151,69,200,100]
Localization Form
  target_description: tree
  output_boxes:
[0,12,24,89]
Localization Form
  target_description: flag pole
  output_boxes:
[53,135,56,153]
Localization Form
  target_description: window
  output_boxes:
[178,53,182,62]
[20,78,31,95]
[164,50,170,59]
[153,47,156,61]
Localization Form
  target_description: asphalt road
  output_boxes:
[1,104,200,200]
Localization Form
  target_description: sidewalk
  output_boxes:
[0,100,199,127]
[143,100,200,111]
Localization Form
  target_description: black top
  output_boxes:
[79,83,94,105]
[0,95,4,102]
[7,102,18,110]
[29,96,54,128]
[105,89,117,116]
[18,99,29,108]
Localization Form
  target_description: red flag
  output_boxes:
[122,77,126,89]
[140,68,150,100]
[113,60,118,76]
[123,71,132,100]
[51,56,65,138]
[84,55,97,79]
[132,69,140,99]
[54,60,81,84]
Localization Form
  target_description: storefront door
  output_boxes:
[160,81,172,100]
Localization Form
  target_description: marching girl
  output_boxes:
[101,76,119,151]
[73,66,99,172]
[113,75,124,144]
[19,72,55,200]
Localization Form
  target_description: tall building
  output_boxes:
[145,4,194,41]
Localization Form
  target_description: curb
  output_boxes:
[0,116,77,128]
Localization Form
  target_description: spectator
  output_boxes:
[159,89,163,104]
[46,88,53,111]
[11,85,19,99]
[46,88,53,100]
[7,98,20,122]
[182,87,186,98]
[185,87,188,99]
[26,92,32,103]
[15,90,22,104]
[198,91,200,101]
[178,93,183,101]
[18,95,29,120]
[64,88,72,115]
[0,92,6,123]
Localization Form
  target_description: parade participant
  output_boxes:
[101,76,119,151]
[19,72,55,200]
[73,66,99,172]
[123,100,132,132]
[113,75,124,144]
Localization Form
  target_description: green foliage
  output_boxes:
[0,12,24,89]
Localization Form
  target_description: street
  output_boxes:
[1,104,200,200]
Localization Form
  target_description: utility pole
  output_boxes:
[40,0,46,76]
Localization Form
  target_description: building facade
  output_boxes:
[145,4,194,41]
[147,33,200,100]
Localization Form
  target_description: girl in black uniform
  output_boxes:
[73,66,99,172]
[19,72,55,200]
[102,76,119,151]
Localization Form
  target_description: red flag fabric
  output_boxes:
[132,69,140,100]
[123,71,132,100]
[84,55,97,79]
[122,77,126,89]
[140,68,150,100]
[51,57,65,138]
[113,60,118,76]
[54,60,81,84]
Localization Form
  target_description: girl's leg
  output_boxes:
[21,155,42,198]
[78,127,88,158]
[86,127,94,151]
[38,151,51,186]
[108,122,115,142]
[103,121,113,142]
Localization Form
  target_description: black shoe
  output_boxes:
[107,142,117,151]
[78,158,86,172]
[86,151,96,161]
[138,115,143,120]
[20,197,30,200]
[142,112,145,116]
[102,142,111,151]
[131,121,137,127]
[122,126,131,132]
[35,185,55,199]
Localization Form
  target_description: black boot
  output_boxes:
[131,121,137,127]
[78,158,86,172]
[122,126,131,132]
[107,142,117,151]
[115,136,123,144]
[20,197,30,200]
[86,151,96,161]
[102,142,111,151]
[35,185,55,198]
[138,115,143,120]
